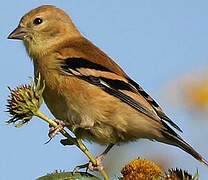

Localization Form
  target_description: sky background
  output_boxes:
[1,0,208,179]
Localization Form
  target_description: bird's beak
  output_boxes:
[7,26,28,40]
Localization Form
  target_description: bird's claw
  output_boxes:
[73,163,89,173]
[88,154,105,171]
[48,119,65,139]
[73,154,105,173]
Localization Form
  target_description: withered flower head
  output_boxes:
[6,74,44,127]
[165,168,194,180]
[121,158,163,180]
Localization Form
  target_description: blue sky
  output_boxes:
[1,1,208,179]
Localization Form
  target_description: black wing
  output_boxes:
[128,78,182,132]
[60,57,182,132]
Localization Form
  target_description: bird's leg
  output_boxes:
[88,143,114,171]
[73,143,114,172]
[48,119,66,139]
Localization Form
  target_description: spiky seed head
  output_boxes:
[6,74,44,127]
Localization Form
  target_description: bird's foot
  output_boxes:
[88,154,105,171]
[48,119,66,139]
[73,154,105,173]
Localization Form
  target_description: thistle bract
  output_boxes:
[165,168,194,180]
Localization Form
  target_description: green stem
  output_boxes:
[35,110,75,142]
[34,110,109,180]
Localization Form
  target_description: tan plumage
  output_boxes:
[8,5,208,166]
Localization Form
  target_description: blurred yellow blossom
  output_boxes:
[164,69,208,113]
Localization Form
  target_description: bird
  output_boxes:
[8,5,208,170]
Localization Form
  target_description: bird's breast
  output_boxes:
[42,75,84,129]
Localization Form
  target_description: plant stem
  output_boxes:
[34,110,109,180]
[76,139,109,180]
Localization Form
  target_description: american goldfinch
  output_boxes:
[8,5,208,168]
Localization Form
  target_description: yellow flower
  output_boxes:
[184,80,208,110]
[121,158,163,180]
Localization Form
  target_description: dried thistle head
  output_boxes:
[6,74,44,127]
[165,168,194,180]
[121,158,163,180]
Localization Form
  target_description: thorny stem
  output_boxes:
[34,110,109,180]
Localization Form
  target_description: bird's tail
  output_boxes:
[162,131,208,167]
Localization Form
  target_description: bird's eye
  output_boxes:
[33,18,43,25]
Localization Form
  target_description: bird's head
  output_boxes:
[8,5,81,58]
